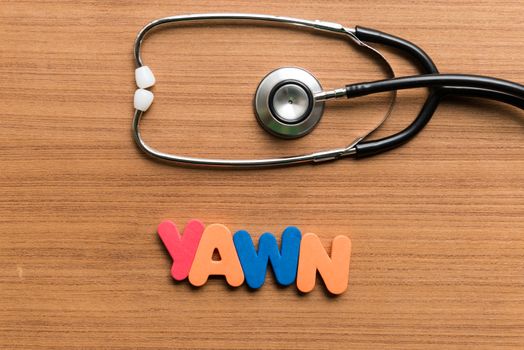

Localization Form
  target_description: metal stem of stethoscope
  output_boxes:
[132,109,358,167]
[131,13,397,168]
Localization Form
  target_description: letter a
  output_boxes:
[296,233,351,295]
[157,219,205,281]
[233,226,302,289]
[189,224,245,287]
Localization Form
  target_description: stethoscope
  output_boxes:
[132,13,523,168]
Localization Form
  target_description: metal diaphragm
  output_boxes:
[254,67,324,139]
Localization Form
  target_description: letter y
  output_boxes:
[157,219,205,281]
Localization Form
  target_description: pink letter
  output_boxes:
[157,219,205,281]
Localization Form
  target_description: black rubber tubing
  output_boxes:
[353,26,442,158]
[346,74,524,101]
[442,86,524,110]
[353,26,524,158]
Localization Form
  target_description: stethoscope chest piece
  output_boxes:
[254,67,325,139]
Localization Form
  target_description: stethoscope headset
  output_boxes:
[132,13,523,168]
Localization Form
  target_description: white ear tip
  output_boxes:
[134,89,154,111]
[135,66,156,88]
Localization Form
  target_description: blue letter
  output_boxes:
[233,226,302,289]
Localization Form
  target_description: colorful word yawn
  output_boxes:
[158,220,352,295]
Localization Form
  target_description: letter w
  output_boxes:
[233,226,302,289]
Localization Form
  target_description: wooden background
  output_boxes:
[1,1,523,349]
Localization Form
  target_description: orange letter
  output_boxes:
[296,233,351,295]
[189,224,244,287]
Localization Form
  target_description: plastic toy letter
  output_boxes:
[157,219,205,281]
[233,226,302,289]
[189,224,245,287]
[296,233,351,295]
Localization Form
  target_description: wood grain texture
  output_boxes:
[0,1,523,349]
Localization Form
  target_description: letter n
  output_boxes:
[296,233,351,295]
